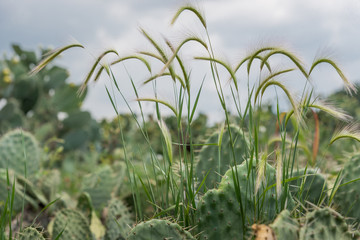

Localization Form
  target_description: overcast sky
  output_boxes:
[1,0,360,122]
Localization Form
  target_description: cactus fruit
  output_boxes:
[195,125,249,190]
[333,153,360,223]
[269,210,299,239]
[196,159,295,239]
[18,227,45,240]
[77,192,94,223]
[0,129,41,177]
[127,219,195,240]
[81,165,116,212]
[299,207,355,240]
[52,209,92,240]
[251,224,276,240]
[104,199,133,240]
[289,168,328,206]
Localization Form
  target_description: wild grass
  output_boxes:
[26,3,360,239]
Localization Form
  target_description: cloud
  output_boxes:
[1,0,359,121]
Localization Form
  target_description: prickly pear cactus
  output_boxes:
[0,129,41,177]
[196,159,295,239]
[218,160,295,220]
[77,192,94,223]
[289,168,328,206]
[37,169,61,202]
[0,168,24,213]
[251,224,276,240]
[81,165,116,212]
[127,219,195,240]
[104,199,133,240]
[333,153,360,223]
[195,125,249,190]
[52,209,92,240]
[0,169,39,214]
[18,227,45,240]
[196,187,244,239]
[269,210,299,240]
[299,207,354,240]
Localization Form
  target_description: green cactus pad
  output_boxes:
[81,165,116,212]
[18,227,45,240]
[270,210,299,240]
[37,169,61,203]
[195,125,249,190]
[0,129,41,177]
[289,168,328,206]
[52,209,92,240]
[218,160,295,220]
[77,192,94,223]
[299,207,354,240]
[0,169,39,214]
[196,188,244,240]
[104,199,133,240]
[127,219,195,240]
[333,153,360,223]
[196,159,295,239]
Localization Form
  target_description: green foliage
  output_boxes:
[2,4,360,240]
[52,209,92,240]
[0,129,41,177]
[127,219,195,240]
[0,44,100,152]
[195,125,249,190]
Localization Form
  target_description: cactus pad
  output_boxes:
[104,199,133,240]
[196,159,295,239]
[82,165,116,212]
[196,188,244,239]
[333,153,360,223]
[195,125,248,190]
[18,227,45,240]
[0,129,41,177]
[289,168,328,206]
[127,219,195,240]
[299,207,354,240]
[77,192,94,223]
[269,210,299,239]
[52,209,92,240]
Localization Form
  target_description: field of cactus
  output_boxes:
[1,5,360,240]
